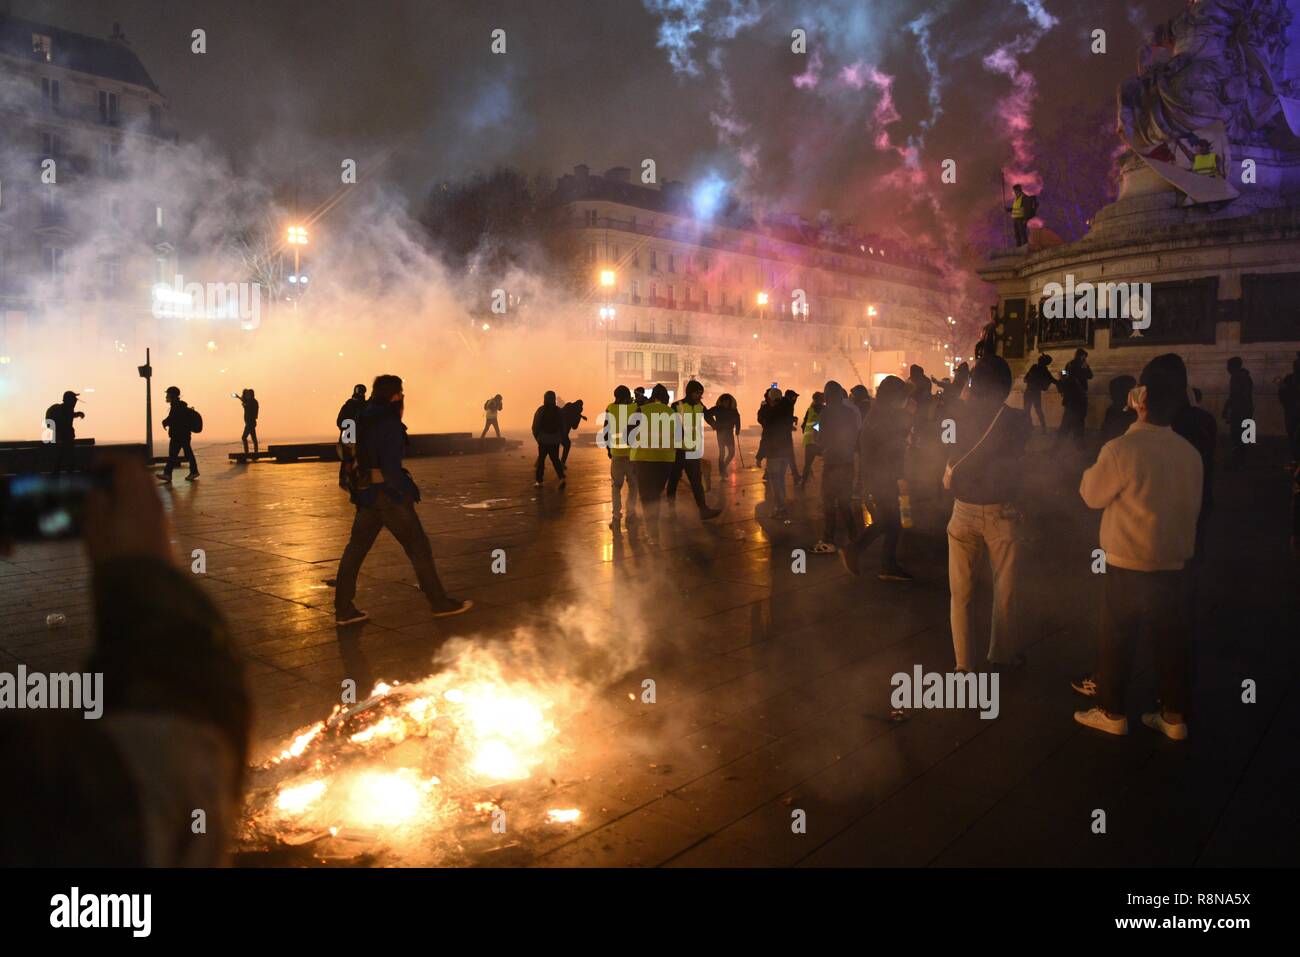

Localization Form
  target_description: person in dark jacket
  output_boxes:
[812,381,862,553]
[236,388,259,454]
[337,384,367,491]
[1172,382,1217,565]
[481,394,503,439]
[1022,354,1056,432]
[849,384,873,498]
[46,390,85,473]
[705,393,741,477]
[943,356,1031,670]
[1058,349,1092,447]
[0,453,249,865]
[841,375,912,580]
[757,387,796,515]
[334,375,470,625]
[1277,371,1300,466]
[559,399,586,464]
[160,385,199,483]
[1224,356,1254,469]
[532,391,567,487]
[1099,375,1138,447]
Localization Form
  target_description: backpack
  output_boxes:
[189,407,204,433]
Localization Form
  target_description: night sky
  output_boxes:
[9,0,1156,251]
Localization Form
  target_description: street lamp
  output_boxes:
[598,269,617,388]
[286,225,309,308]
[756,291,768,306]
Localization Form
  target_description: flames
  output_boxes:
[241,661,581,862]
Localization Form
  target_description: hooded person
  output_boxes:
[236,388,259,454]
[160,386,199,483]
[841,375,912,580]
[334,374,471,625]
[559,398,587,464]
[811,381,862,553]
[705,392,741,477]
[481,393,503,439]
[337,384,367,491]
[1099,375,1138,446]
[531,390,567,487]
[757,387,797,515]
[46,390,85,473]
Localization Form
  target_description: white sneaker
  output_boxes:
[1074,707,1128,736]
[1142,711,1189,741]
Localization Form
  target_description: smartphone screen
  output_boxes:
[0,473,103,542]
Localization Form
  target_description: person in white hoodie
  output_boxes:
[1074,354,1203,741]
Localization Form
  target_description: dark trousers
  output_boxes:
[848,490,902,570]
[634,460,673,525]
[560,435,573,463]
[800,444,821,485]
[1024,390,1046,431]
[1228,416,1249,467]
[668,452,708,510]
[1013,218,1028,246]
[821,462,857,543]
[53,439,76,474]
[335,495,450,612]
[1059,405,1086,445]
[535,443,564,481]
[1096,566,1188,717]
[717,435,736,474]
[164,436,198,476]
[241,423,258,452]
[481,419,500,438]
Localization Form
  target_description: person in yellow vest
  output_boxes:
[1191,138,1221,178]
[602,385,639,531]
[1006,184,1038,247]
[798,391,825,488]
[629,383,679,536]
[667,379,722,520]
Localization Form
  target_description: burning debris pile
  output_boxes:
[238,653,587,865]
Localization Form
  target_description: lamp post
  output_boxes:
[599,269,616,389]
[137,347,153,460]
[286,224,308,311]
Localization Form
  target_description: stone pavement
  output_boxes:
[1,430,1297,866]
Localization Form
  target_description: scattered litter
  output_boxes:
[45,613,66,627]
[462,499,512,510]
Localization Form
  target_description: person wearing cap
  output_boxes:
[46,390,85,474]
[667,379,721,520]
[160,386,199,483]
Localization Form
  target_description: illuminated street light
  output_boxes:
[286,225,309,245]
[867,305,878,317]
[756,291,769,306]
[599,269,616,288]
[481,322,491,331]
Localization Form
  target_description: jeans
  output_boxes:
[717,435,735,474]
[1096,566,1188,716]
[848,488,902,570]
[481,419,500,438]
[335,494,451,612]
[241,423,259,453]
[633,460,673,526]
[164,436,198,477]
[535,443,565,481]
[668,452,708,510]
[560,435,573,463]
[766,455,790,510]
[947,499,1024,670]
[610,456,637,518]
[821,461,856,543]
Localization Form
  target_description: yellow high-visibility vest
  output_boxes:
[674,400,706,454]
[604,402,634,458]
[1192,152,1219,176]
[628,401,678,462]
[1011,194,1026,218]
[802,406,821,446]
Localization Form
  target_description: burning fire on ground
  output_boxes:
[239,658,588,865]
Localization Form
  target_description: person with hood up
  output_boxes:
[532,391,567,488]
[160,386,199,483]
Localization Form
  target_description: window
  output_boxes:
[701,288,709,306]
[98,91,120,125]
[41,78,60,107]
[630,279,639,302]
[584,209,598,226]
[650,250,658,271]
[668,254,675,274]
[33,34,52,61]
[668,284,675,302]
[632,250,640,268]
[615,351,643,374]
[652,352,678,373]
[584,243,596,264]
[611,244,620,263]
[155,205,164,228]
[99,140,121,170]
[40,132,60,157]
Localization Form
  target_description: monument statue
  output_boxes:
[1118,0,1300,204]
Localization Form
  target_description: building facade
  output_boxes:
[549,165,956,400]
[0,14,177,347]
